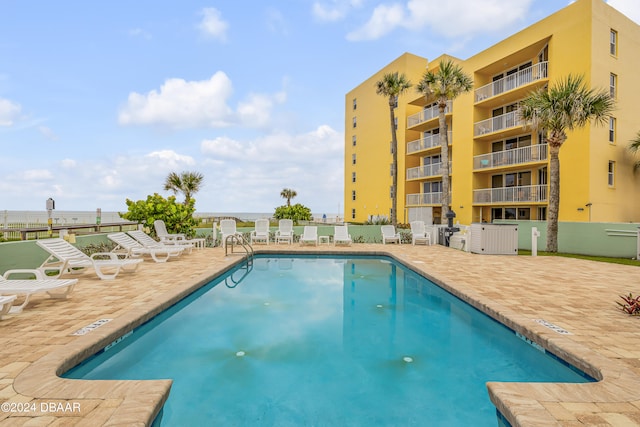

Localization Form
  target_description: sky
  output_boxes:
[1,0,639,215]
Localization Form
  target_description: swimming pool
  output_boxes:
[65,255,592,426]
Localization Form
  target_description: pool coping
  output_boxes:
[6,245,640,426]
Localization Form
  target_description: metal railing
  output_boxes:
[407,131,452,154]
[473,144,548,169]
[407,101,452,127]
[224,233,255,263]
[407,162,452,180]
[473,184,548,204]
[406,192,446,205]
[474,109,523,136]
[475,62,548,102]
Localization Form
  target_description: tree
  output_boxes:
[416,59,473,224]
[629,131,640,171]
[120,193,198,237]
[280,188,297,207]
[164,171,204,205]
[520,74,614,252]
[273,203,312,224]
[375,72,412,226]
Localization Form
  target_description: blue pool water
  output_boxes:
[65,256,592,426]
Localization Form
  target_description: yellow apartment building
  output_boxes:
[344,0,640,225]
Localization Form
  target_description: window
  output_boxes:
[389,185,395,199]
[609,117,616,143]
[610,29,618,56]
[351,190,356,201]
[352,117,357,128]
[610,73,617,98]
[390,163,395,176]
[353,98,357,110]
[351,209,356,220]
[537,207,547,221]
[351,172,356,183]
[352,135,356,146]
[608,161,615,186]
[352,153,356,165]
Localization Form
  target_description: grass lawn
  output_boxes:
[519,250,640,267]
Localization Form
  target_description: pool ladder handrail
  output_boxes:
[224,233,255,263]
[225,259,253,288]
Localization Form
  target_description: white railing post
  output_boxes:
[532,227,540,256]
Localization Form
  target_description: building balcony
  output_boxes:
[407,101,452,129]
[473,185,548,204]
[474,110,523,138]
[473,144,548,170]
[406,131,452,155]
[406,162,452,180]
[475,61,548,103]
[406,192,445,206]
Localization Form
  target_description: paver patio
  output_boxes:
[0,243,639,426]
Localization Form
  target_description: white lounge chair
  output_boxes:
[410,221,432,245]
[153,220,206,249]
[299,226,318,246]
[381,225,400,244]
[334,225,352,246]
[108,232,183,263]
[1,269,78,313]
[0,295,17,319]
[250,219,270,245]
[275,219,294,244]
[220,219,243,248]
[128,230,191,255]
[37,238,142,280]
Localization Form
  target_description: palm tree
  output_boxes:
[280,188,297,206]
[520,74,614,252]
[375,72,412,226]
[416,59,473,224]
[629,131,640,171]
[164,171,204,204]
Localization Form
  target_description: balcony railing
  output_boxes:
[407,101,452,128]
[473,144,548,169]
[406,162,452,180]
[407,131,452,154]
[473,184,548,204]
[474,109,522,136]
[475,61,548,102]
[406,192,445,205]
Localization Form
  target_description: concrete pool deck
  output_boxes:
[0,243,639,426]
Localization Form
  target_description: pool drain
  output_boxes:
[403,356,413,363]
[236,351,246,357]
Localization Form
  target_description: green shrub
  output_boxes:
[273,203,312,224]
[120,193,198,237]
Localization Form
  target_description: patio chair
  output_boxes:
[37,238,142,280]
[220,219,243,248]
[250,219,270,245]
[299,226,318,246]
[410,221,431,246]
[0,295,17,319]
[108,232,183,263]
[128,230,191,255]
[0,269,78,313]
[275,219,294,244]
[334,225,352,246]
[153,220,206,249]
[381,225,400,244]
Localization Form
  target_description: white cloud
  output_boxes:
[38,126,59,141]
[118,72,234,128]
[266,8,288,35]
[118,72,286,130]
[146,150,196,169]
[312,0,364,22]
[200,125,343,212]
[347,4,405,41]
[60,159,76,168]
[22,169,54,181]
[347,0,534,40]
[198,7,229,42]
[0,97,21,126]
[607,0,640,24]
